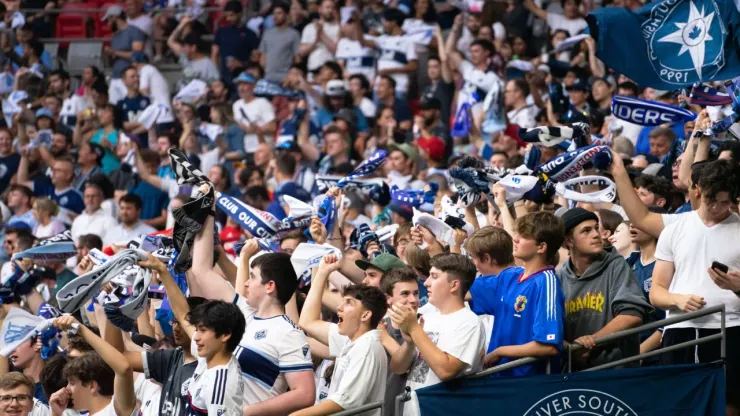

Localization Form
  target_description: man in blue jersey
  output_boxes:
[626,206,665,362]
[468,212,566,376]
[17,156,83,225]
[115,66,151,144]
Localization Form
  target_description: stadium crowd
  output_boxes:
[0,0,735,415]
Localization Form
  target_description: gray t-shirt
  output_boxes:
[111,25,147,78]
[258,26,300,83]
[383,316,407,416]
[178,54,220,86]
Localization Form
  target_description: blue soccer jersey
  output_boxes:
[469,266,565,377]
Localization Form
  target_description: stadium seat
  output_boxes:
[67,42,104,75]
[55,15,87,48]
[62,1,97,20]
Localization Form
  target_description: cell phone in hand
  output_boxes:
[711,261,729,274]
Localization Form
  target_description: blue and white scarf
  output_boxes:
[12,230,76,261]
[611,95,697,126]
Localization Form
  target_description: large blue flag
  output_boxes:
[587,0,740,89]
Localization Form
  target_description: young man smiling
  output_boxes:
[297,254,388,416]
[468,212,566,376]
[137,253,246,416]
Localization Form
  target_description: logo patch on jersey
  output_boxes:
[60,196,68,206]
[181,378,191,395]
[319,392,328,400]
[255,330,267,340]
[217,409,225,416]
[302,345,309,358]
[643,277,652,293]
[514,295,528,313]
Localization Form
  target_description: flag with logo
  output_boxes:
[410,363,724,416]
[0,307,47,356]
[587,0,740,89]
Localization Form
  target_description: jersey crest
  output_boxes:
[514,295,528,313]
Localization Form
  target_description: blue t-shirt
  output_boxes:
[34,185,84,217]
[116,94,151,123]
[267,181,312,220]
[469,266,565,377]
[129,180,169,221]
[635,123,685,156]
[91,129,121,174]
[315,106,369,132]
[0,153,20,195]
[626,251,665,340]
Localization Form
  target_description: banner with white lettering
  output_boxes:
[611,95,696,126]
[412,363,724,416]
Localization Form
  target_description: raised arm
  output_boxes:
[445,15,464,71]
[104,320,145,373]
[608,150,665,238]
[298,255,340,347]
[435,27,452,83]
[189,201,237,302]
[139,254,196,340]
[522,0,549,20]
[53,316,136,416]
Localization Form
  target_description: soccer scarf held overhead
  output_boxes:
[611,95,697,126]
[12,230,76,261]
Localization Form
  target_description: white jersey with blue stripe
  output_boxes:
[367,34,417,93]
[186,356,245,416]
[233,295,313,405]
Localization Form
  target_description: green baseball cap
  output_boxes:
[355,253,406,273]
[388,143,420,166]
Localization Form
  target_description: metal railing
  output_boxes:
[392,304,726,415]
[333,402,384,416]
[20,6,224,13]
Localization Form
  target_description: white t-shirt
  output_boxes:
[546,13,587,36]
[128,15,153,36]
[326,324,387,416]
[232,97,276,153]
[102,221,157,246]
[314,359,332,403]
[358,97,377,119]
[655,211,740,328]
[60,94,90,127]
[458,60,501,103]
[90,400,138,416]
[507,105,538,129]
[335,38,377,83]
[134,373,162,416]
[139,64,171,107]
[370,34,417,93]
[186,356,245,416]
[232,295,314,404]
[405,306,485,391]
[71,209,118,243]
[301,21,340,71]
[31,398,50,416]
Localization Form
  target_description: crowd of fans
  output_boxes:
[0,0,735,415]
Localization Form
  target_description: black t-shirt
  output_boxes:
[144,347,198,416]
[422,81,455,127]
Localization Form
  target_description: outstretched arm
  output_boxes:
[54,316,136,416]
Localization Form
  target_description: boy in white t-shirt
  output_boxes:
[388,253,485,391]
[232,72,277,153]
[296,254,389,416]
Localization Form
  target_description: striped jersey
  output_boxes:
[232,295,314,404]
[469,266,565,377]
[185,356,244,416]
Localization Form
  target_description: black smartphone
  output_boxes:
[711,261,729,274]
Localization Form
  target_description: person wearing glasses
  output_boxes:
[0,372,50,416]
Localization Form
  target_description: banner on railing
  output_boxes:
[410,363,724,416]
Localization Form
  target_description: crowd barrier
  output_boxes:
[351,304,728,416]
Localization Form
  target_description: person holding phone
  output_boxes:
[649,159,740,413]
